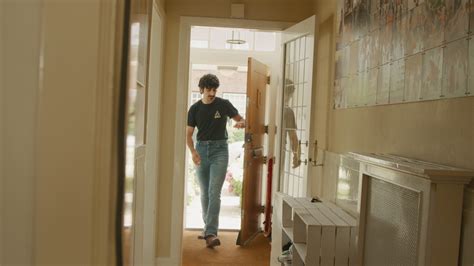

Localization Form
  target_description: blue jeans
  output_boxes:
[195,139,229,237]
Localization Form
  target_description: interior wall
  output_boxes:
[154,0,165,12]
[0,1,5,263]
[34,0,100,263]
[157,0,314,258]
[311,0,474,196]
[1,1,42,264]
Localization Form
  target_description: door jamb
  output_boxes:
[171,16,293,264]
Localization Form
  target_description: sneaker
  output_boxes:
[197,232,206,240]
[205,235,221,248]
[277,245,293,263]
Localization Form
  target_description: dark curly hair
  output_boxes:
[198,73,220,91]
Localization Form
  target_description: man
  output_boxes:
[283,79,301,169]
[186,73,245,248]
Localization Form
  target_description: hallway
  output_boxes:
[181,230,270,266]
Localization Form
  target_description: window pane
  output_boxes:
[255,32,276,51]
[191,40,209,48]
[210,28,230,49]
[191,27,209,48]
[233,30,253,51]
[191,27,209,40]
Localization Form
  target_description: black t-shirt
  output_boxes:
[187,97,239,141]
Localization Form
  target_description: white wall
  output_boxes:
[1,1,42,264]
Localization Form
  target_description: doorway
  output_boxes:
[169,17,293,265]
[183,26,282,233]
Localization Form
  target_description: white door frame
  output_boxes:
[134,2,165,265]
[169,16,293,264]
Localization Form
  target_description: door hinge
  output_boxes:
[263,156,268,164]
[267,76,271,84]
[259,205,265,213]
[264,125,269,134]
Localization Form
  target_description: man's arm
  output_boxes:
[288,130,301,168]
[232,114,245,129]
[186,126,201,165]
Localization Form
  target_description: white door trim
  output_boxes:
[137,4,165,265]
[169,16,293,264]
[91,0,122,264]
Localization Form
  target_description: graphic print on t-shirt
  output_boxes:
[214,111,221,119]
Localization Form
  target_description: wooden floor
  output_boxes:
[181,230,271,266]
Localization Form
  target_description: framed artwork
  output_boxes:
[353,0,371,40]
[392,13,407,60]
[358,70,369,106]
[442,38,468,98]
[393,0,408,18]
[370,0,381,31]
[334,78,344,108]
[380,22,393,64]
[334,0,472,109]
[368,29,381,68]
[350,40,360,75]
[389,58,406,103]
[421,46,443,100]
[445,0,469,43]
[367,67,379,105]
[381,0,396,25]
[405,5,424,56]
[337,0,345,50]
[469,37,474,96]
[404,54,423,101]
[359,35,370,72]
[377,63,391,104]
[408,0,425,10]
[423,0,445,50]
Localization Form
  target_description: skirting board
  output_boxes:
[156,257,179,266]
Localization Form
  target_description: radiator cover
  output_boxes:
[351,153,473,266]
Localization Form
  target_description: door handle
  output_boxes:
[299,140,308,147]
[309,140,323,167]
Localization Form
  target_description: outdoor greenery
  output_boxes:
[227,125,244,142]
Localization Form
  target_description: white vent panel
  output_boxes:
[363,177,421,266]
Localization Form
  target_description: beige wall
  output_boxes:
[155,0,165,12]
[1,1,42,264]
[0,1,4,262]
[34,0,101,263]
[157,0,314,257]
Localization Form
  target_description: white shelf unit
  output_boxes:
[281,197,357,266]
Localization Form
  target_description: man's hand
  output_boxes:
[192,150,201,165]
[234,119,245,129]
[292,152,301,168]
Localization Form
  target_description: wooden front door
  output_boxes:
[237,58,269,246]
